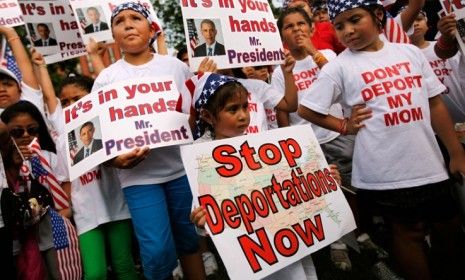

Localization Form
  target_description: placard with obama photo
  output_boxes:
[63,76,193,180]
[181,0,285,71]
[180,125,356,280]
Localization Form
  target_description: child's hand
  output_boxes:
[58,208,72,219]
[18,145,33,160]
[281,50,296,74]
[346,104,372,135]
[30,48,45,66]
[111,147,150,169]
[191,206,207,228]
[449,151,465,182]
[437,14,457,40]
[86,37,106,56]
[329,164,342,186]
[197,57,217,73]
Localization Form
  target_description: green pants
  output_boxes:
[79,219,137,280]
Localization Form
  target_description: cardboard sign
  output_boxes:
[0,0,23,27]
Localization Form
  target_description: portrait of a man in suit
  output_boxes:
[84,7,109,34]
[194,19,226,57]
[33,24,58,47]
[73,121,103,164]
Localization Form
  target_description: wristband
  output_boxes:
[338,118,348,136]
[7,36,20,43]
[312,52,328,67]
[437,36,457,51]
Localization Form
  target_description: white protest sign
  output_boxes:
[0,0,23,27]
[181,125,356,280]
[64,76,193,180]
[180,0,285,71]
[69,0,158,44]
[439,0,465,57]
[19,0,86,64]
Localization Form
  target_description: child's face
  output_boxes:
[60,84,88,107]
[111,10,155,54]
[210,91,250,140]
[281,12,313,51]
[313,9,330,23]
[0,77,20,109]
[333,8,381,51]
[7,113,39,146]
[412,13,428,39]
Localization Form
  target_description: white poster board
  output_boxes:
[181,125,356,279]
[64,76,193,180]
[0,0,23,27]
[19,0,86,64]
[180,0,285,71]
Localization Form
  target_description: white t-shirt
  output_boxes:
[235,78,281,133]
[300,42,449,190]
[0,154,7,228]
[271,50,341,144]
[53,107,131,235]
[92,54,193,187]
[421,42,465,123]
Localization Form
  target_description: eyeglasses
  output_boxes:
[9,126,40,138]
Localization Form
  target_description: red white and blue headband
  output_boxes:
[327,0,382,20]
[110,2,162,38]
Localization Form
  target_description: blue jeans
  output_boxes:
[122,176,199,280]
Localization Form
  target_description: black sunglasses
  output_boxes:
[9,126,40,138]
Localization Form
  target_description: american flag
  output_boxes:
[384,17,410,44]
[28,138,70,210]
[50,209,82,280]
[187,19,199,53]
[0,36,22,82]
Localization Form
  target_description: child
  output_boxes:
[51,75,137,280]
[1,100,72,280]
[188,72,344,280]
[92,2,205,279]
[409,11,465,124]
[297,0,465,279]
[0,26,44,114]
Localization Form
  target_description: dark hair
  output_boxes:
[1,101,56,153]
[199,82,248,136]
[80,121,94,133]
[231,68,247,79]
[176,46,188,61]
[36,23,49,31]
[359,4,387,29]
[87,7,99,14]
[58,75,94,97]
[278,6,314,36]
[200,19,216,30]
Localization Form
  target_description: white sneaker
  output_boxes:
[202,251,219,276]
[172,259,184,280]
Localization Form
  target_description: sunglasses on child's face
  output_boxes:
[9,126,40,138]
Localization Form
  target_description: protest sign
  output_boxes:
[19,0,86,64]
[439,0,465,56]
[64,76,193,180]
[180,0,285,71]
[69,0,158,45]
[181,125,356,279]
[0,0,23,27]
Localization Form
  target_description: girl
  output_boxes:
[55,75,137,280]
[92,2,206,279]
[297,0,465,279]
[1,100,73,280]
[188,72,342,280]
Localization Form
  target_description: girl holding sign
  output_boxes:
[297,0,465,279]
[92,2,210,280]
[188,72,342,279]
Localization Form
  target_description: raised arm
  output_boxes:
[30,48,58,114]
[86,37,107,76]
[0,26,39,89]
[434,14,459,59]
[399,0,425,32]
[275,51,298,112]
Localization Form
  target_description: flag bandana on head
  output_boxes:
[110,1,162,38]
[327,0,382,20]
[188,72,238,139]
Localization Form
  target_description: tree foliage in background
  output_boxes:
[152,0,280,50]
